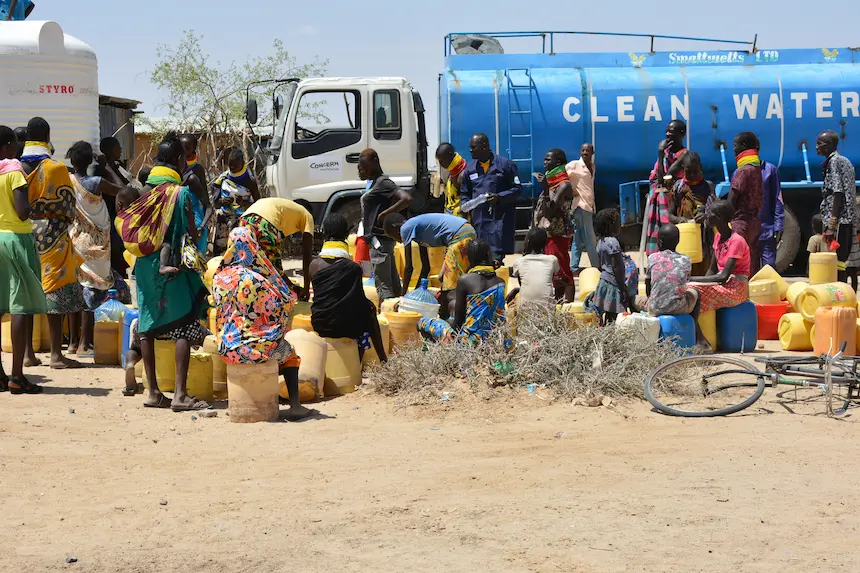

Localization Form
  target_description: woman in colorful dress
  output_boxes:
[212,226,314,420]
[645,120,687,255]
[690,200,750,312]
[418,239,506,345]
[533,148,576,302]
[20,117,83,369]
[67,141,128,356]
[115,136,211,412]
[0,126,47,393]
[669,152,715,274]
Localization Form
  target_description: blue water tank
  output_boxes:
[440,42,860,215]
[717,302,758,352]
[658,314,696,349]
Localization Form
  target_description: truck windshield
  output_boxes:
[268,81,298,158]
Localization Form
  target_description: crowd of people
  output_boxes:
[0,114,855,404]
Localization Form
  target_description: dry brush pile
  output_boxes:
[368,305,684,406]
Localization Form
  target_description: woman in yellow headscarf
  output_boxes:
[20,118,83,369]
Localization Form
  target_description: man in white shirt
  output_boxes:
[565,143,597,273]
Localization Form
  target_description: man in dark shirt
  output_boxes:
[358,148,412,303]
[460,133,522,264]
[817,129,857,282]
[729,131,764,275]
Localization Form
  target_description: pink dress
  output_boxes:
[694,232,750,312]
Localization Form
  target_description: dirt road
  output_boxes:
[1,356,857,572]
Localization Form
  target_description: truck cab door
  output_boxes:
[284,87,368,203]
[368,87,416,186]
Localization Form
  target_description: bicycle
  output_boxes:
[644,342,860,418]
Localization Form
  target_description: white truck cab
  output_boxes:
[247,77,430,229]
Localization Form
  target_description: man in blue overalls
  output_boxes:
[1,0,35,20]
[460,133,522,265]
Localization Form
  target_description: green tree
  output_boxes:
[143,30,327,173]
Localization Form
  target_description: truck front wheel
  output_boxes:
[333,199,362,234]
[775,205,800,273]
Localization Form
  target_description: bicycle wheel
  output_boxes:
[645,355,766,417]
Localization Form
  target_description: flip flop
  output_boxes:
[8,376,43,395]
[50,359,83,370]
[122,382,145,397]
[171,397,211,412]
[143,395,172,409]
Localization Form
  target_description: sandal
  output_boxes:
[143,394,172,409]
[171,397,211,412]
[8,376,43,395]
[122,382,145,397]
[0,373,8,392]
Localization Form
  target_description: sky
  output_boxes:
[38,0,860,158]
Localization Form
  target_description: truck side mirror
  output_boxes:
[246,98,259,125]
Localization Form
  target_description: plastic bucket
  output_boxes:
[154,339,177,392]
[809,252,838,285]
[323,337,361,396]
[385,311,422,350]
[203,335,227,399]
[362,315,391,368]
[778,313,814,351]
[786,281,809,312]
[756,301,790,340]
[1,314,41,353]
[615,313,660,344]
[751,265,788,299]
[748,279,781,305]
[813,306,857,357]
[697,310,718,349]
[557,303,599,328]
[226,361,280,423]
[363,284,379,308]
[291,314,313,332]
[204,256,223,291]
[94,320,121,365]
[187,352,214,402]
[676,222,703,264]
[797,282,856,321]
[428,246,447,276]
[380,297,401,314]
[578,268,601,301]
[284,329,328,402]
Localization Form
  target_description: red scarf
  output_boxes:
[446,153,466,178]
[546,165,567,190]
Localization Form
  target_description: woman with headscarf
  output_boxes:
[669,152,715,274]
[309,213,387,362]
[418,239,507,345]
[0,125,47,393]
[115,135,211,412]
[645,120,687,255]
[212,226,314,420]
[20,116,83,369]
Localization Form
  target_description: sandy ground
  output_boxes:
[1,343,859,573]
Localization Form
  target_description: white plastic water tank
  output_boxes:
[0,21,99,163]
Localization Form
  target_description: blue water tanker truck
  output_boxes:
[439,31,860,272]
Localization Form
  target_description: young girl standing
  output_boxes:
[689,200,750,311]
[592,208,630,324]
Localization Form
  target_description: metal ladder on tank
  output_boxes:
[505,68,536,238]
